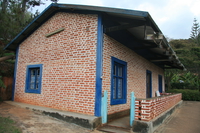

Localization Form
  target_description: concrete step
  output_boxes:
[107,116,130,129]
[97,116,131,133]
[98,125,130,133]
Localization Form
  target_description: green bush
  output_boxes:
[167,89,200,101]
[171,83,198,90]
[169,72,200,91]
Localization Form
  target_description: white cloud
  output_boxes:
[32,0,200,39]
[190,0,200,17]
[59,0,103,6]
[129,0,200,39]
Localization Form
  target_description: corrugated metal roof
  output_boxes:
[4,3,185,70]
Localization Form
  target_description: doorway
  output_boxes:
[146,70,152,98]
[158,75,163,93]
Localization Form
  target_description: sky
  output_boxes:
[32,0,200,39]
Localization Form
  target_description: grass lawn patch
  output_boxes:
[0,116,21,133]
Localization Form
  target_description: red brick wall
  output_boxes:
[102,35,165,115]
[14,12,98,115]
[14,11,166,116]
[135,93,182,121]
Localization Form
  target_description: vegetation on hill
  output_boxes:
[165,18,200,92]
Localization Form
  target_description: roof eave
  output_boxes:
[3,3,186,70]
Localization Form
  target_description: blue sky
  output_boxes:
[32,0,200,39]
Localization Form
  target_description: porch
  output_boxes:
[132,93,182,133]
[98,93,182,133]
[135,93,182,121]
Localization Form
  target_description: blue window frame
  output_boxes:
[25,64,43,94]
[111,57,127,105]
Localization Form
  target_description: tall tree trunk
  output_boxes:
[21,0,28,13]
[21,0,28,24]
[2,0,8,13]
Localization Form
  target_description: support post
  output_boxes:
[130,92,135,126]
[101,90,108,124]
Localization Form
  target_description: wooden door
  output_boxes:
[146,70,152,98]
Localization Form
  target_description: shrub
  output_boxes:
[171,83,197,90]
[166,89,200,101]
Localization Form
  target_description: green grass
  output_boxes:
[0,116,21,133]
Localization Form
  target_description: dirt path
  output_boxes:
[0,102,101,133]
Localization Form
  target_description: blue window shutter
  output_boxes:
[25,64,43,94]
[111,57,127,105]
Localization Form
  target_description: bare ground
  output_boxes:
[0,102,102,133]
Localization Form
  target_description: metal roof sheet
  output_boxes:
[4,3,185,70]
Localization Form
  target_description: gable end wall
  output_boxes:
[14,12,98,115]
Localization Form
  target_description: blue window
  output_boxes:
[111,57,127,105]
[25,64,43,94]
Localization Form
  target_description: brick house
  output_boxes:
[4,3,184,127]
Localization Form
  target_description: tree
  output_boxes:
[0,0,58,100]
[0,0,59,76]
[190,18,200,46]
[0,0,58,60]
[167,19,200,91]
[0,0,40,78]
[0,0,58,46]
[169,39,199,69]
